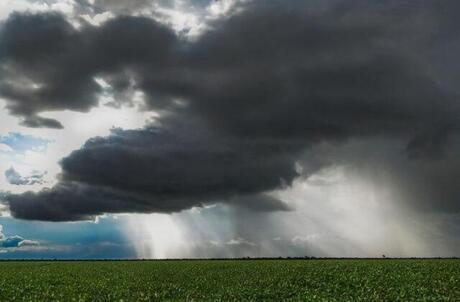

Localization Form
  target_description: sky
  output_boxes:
[0,0,459,259]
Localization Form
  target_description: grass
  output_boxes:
[0,259,459,301]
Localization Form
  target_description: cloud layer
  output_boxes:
[0,224,38,249]
[1,0,460,221]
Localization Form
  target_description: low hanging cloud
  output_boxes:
[4,167,47,186]
[5,116,297,221]
[1,0,460,221]
[83,0,154,14]
[0,225,39,249]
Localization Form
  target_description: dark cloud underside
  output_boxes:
[1,0,460,220]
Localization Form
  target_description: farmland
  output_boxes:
[0,259,459,301]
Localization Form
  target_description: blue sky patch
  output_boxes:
[0,216,135,259]
[0,132,51,154]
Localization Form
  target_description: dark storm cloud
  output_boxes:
[0,12,177,127]
[180,0,460,143]
[296,136,460,213]
[2,0,460,220]
[6,116,298,221]
[229,194,291,213]
[6,182,156,221]
[0,13,98,128]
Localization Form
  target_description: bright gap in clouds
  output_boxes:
[0,0,74,20]
[0,97,154,195]
[126,214,188,259]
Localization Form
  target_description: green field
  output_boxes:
[0,259,459,301]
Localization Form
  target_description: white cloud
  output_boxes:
[226,237,257,247]
[0,0,76,21]
[0,144,13,153]
[50,0,74,15]
[291,234,322,245]
[206,0,239,17]
[18,239,40,246]
[0,224,40,250]
[80,11,114,26]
